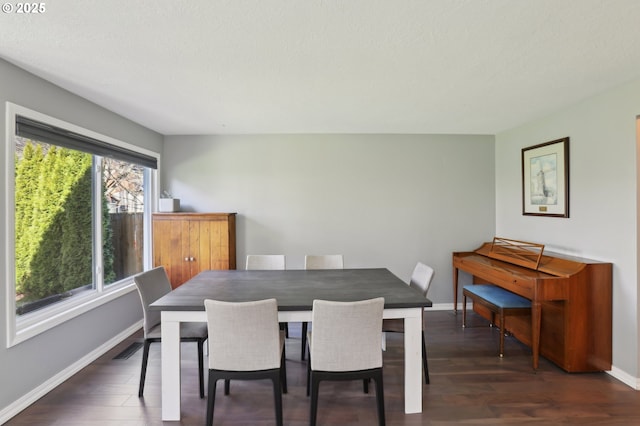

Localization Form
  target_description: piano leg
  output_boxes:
[453,266,459,313]
[531,301,541,370]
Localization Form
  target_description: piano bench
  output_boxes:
[462,284,531,357]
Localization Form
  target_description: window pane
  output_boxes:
[102,157,145,284]
[15,138,95,315]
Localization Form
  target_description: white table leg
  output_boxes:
[161,312,181,421]
[403,310,422,413]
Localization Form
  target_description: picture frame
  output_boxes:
[522,137,569,217]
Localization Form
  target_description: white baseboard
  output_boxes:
[607,365,640,389]
[426,302,470,311]
[0,320,142,425]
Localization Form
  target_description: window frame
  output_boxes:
[5,102,160,347]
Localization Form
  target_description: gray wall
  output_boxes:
[495,76,640,380]
[162,133,496,305]
[0,59,163,414]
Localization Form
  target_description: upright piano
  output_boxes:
[452,238,612,372]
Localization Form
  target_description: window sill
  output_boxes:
[8,280,138,348]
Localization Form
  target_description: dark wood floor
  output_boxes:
[6,310,640,425]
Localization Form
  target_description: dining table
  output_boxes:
[149,268,432,421]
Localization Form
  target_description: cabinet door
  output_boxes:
[187,218,233,276]
[186,218,204,281]
[152,218,190,289]
[175,219,194,287]
[214,217,235,269]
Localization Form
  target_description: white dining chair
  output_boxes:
[304,254,344,270]
[245,254,286,270]
[307,297,385,426]
[246,254,289,337]
[133,266,207,398]
[301,254,344,360]
[204,298,287,426]
[382,261,434,384]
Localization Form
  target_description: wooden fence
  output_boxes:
[110,213,144,281]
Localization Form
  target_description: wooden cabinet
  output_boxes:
[152,213,236,289]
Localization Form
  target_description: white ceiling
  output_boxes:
[2,1,640,135]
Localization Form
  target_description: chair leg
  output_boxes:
[270,370,284,426]
[301,322,308,360]
[309,372,321,426]
[138,340,152,397]
[373,369,386,426]
[198,339,205,398]
[281,344,288,394]
[363,378,369,394]
[422,331,430,385]
[208,369,283,426]
[306,357,311,397]
[206,371,218,426]
[310,369,383,425]
[279,322,289,338]
[224,379,230,395]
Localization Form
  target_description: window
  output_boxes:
[5,103,159,346]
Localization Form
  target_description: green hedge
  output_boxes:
[15,142,115,303]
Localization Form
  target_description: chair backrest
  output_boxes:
[310,297,385,372]
[304,254,344,270]
[205,298,282,371]
[245,254,286,270]
[409,262,435,298]
[133,266,172,337]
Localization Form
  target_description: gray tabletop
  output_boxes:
[150,268,432,312]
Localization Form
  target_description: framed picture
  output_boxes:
[522,137,569,217]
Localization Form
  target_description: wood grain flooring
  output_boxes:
[6,310,640,425]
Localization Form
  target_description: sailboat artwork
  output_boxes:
[521,137,569,218]
[530,153,557,205]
